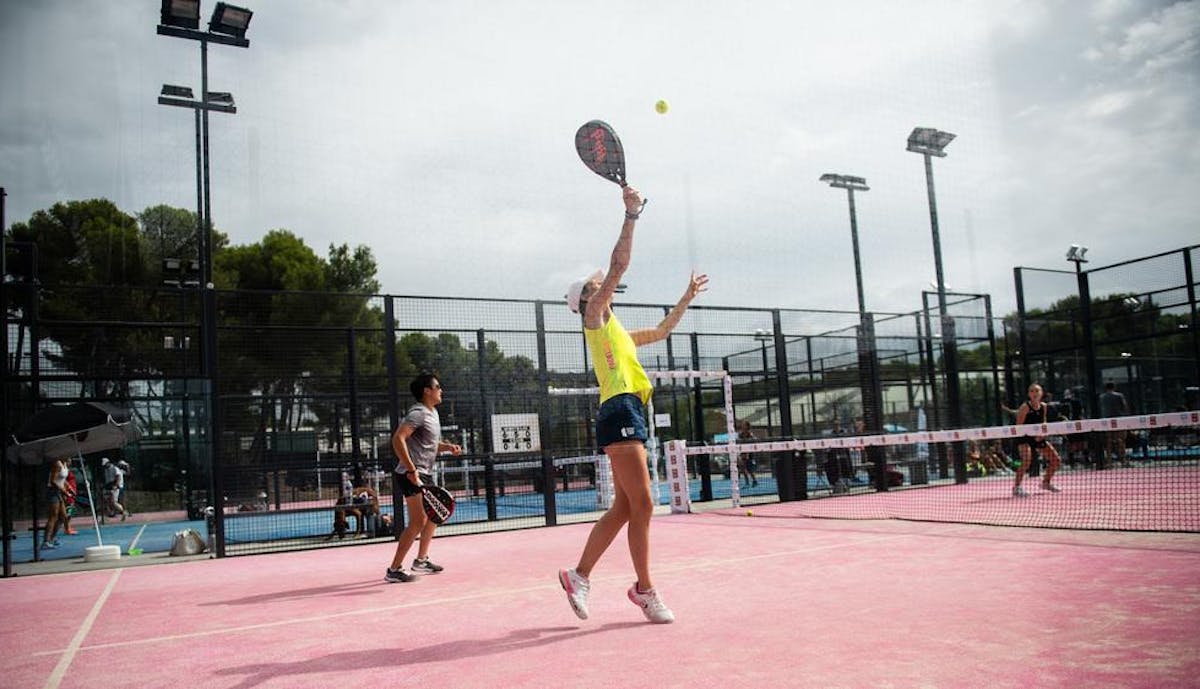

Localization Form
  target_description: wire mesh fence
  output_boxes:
[4,244,1198,563]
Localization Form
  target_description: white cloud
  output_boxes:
[1,0,1196,320]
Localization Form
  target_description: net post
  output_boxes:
[723,372,741,508]
[595,454,614,510]
[665,439,691,514]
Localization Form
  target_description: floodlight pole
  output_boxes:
[157,9,252,558]
[908,128,965,483]
[1,185,9,577]
[923,155,963,428]
[847,187,867,316]
[821,173,886,488]
[1068,251,1098,417]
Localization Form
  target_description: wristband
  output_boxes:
[625,211,640,221]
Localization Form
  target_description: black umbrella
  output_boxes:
[7,402,141,466]
[5,402,142,551]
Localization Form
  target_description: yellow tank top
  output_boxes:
[584,312,652,404]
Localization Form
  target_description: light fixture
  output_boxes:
[206,91,235,106]
[160,0,201,29]
[819,173,869,191]
[160,84,195,99]
[906,127,956,157]
[1066,244,1089,263]
[209,2,253,38]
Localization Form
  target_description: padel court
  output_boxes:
[3,506,1198,689]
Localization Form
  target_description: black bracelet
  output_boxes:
[625,211,640,221]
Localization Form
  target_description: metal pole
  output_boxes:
[383,297,402,536]
[347,328,362,485]
[984,295,1002,426]
[922,153,964,482]
[1076,262,1098,418]
[1014,268,1031,391]
[534,302,556,526]
[759,339,772,432]
[194,108,203,273]
[1185,248,1200,392]
[200,40,212,288]
[847,189,866,316]
[0,186,9,577]
[771,311,792,437]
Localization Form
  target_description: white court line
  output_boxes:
[33,531,900,657]
[127,524,147,551]
[43,569,122,689]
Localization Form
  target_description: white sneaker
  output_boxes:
[627,584,675,624]
[559,568,590,620]
[1013,486,1029,498]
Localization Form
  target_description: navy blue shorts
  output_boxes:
[596,393,649,449]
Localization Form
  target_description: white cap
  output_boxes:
[100,457,110,465]
[566,269,604,314]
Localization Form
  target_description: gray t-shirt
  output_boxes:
[1099,390,1128,418]
[395,404,441,474]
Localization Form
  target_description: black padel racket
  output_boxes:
[575,120,631,187]
[422,484,456,525]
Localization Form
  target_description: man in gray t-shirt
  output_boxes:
[1098,382,1130,468]
[396,403,443,478]
[386,373,461,583]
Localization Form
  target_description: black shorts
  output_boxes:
[596,393,649,449]
[1023,437,1047,450]
[395,472,433,498]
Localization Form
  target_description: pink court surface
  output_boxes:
[2,509,1199,689]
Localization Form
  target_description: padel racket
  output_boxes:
[421,484,456,525]
[576,120,629,187]
[575,119,648,212]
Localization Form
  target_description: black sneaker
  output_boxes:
[412,557,444,574]
[385,567,417,583]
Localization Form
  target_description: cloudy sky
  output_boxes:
[2,0,1197,317]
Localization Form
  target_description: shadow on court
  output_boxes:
[214,623,642,689]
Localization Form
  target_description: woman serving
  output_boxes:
[558,185,708,624]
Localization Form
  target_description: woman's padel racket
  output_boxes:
[421,484,456,525]
[575,120,629,187]
[575,119,648,210]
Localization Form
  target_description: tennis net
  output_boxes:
[665,411,1200,531]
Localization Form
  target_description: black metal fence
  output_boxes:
[1013,245,1200,415]
[4,271,1013,558]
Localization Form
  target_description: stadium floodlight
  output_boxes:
[906,127,956,157]
[209,2,253,38]
[1066,244,1089,263]
[161,0,201,29]
[160,84,194,99]
[205,91,235,106]
[819,173,869,192]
